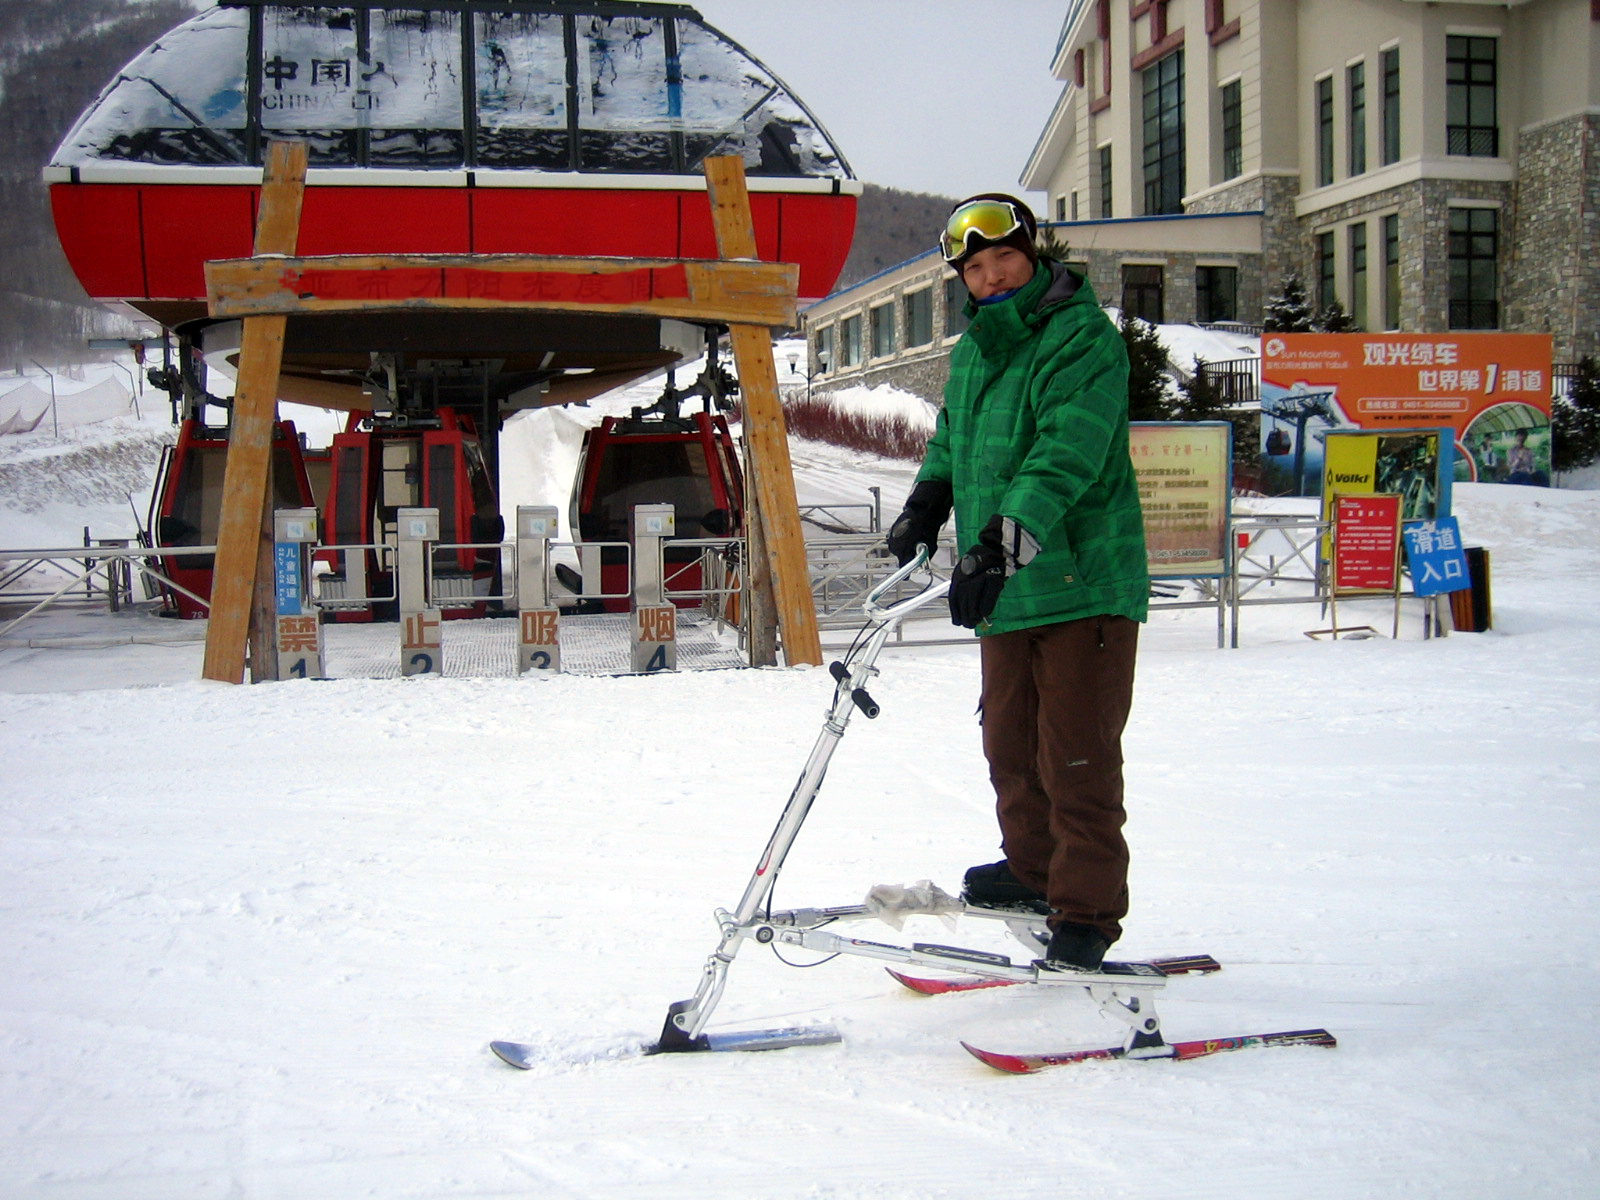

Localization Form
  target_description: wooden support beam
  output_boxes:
[703,156,822,667]
[201,140,306,683]
[205,253,798,328]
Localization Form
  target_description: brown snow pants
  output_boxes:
[979,614,1138,942]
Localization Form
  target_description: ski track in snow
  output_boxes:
[0,363,1598,1198]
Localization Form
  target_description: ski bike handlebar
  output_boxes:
[864,544,950,622]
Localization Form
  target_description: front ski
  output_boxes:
[888,953,1222,995]
[490,1023,841,1069]
[962,1027,1337,1073]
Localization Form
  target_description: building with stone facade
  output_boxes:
[802,0,1598,403]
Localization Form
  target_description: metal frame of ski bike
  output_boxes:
[637,547,1174,1059]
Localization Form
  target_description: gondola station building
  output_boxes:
[802,0,1600,402]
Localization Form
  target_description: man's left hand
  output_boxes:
[948,514,1039,628]
[948,541,1006,627]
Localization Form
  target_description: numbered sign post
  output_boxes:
[516,505,561,675]
[631,503,677,673]
[397,507,442,676]
[272,507,322,679]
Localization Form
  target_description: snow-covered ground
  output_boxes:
[1,356,1599,1198]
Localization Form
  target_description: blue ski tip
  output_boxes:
[489,1040,538,1070]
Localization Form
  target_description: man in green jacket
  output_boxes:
[886,194,1148,971]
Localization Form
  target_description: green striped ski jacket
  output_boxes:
[917,259,1149,634]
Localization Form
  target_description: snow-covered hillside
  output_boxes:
[1,350,1598,1197]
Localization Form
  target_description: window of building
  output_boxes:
[1347,61,1366,177]
[1220,78,1242,181]
[1381,46,1401,165]
[815,325,834,373]
[1196,265,1238,323]
[869,302,895,358]
[839,313,862,367]
[1447,36,1499,157]
[1449,207,1499,329]
[904,288,933,348]
[1317,230,1336,312]
[1141,50,1185,215]
[1383,212,1401,330]
[1122,264,1165,324]
[1349,221,1368,330]
[1072,191,1080,220]
[1316,75,1335,188]
[1098,144,1114,218]
[943,277,970,338]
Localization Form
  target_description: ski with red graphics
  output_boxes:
[887,953,1222,995]
[962,1028,1338,1073]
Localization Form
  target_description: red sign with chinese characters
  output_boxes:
[1332,493,1402,593]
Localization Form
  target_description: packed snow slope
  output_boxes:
[2,504,1596,1198]
[2,366,1599,1197]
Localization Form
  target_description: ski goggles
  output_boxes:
[939,199,1026,263]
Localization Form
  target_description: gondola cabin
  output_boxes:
[572,398,742,612]
[46,0,859,331]
[318,409,503,620]
[148,417,317,619]
[49,0,856,629]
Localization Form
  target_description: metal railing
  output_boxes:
[804,533,960,634]
[0,544,211,641]
[426,542,514,609]
[1198,356,1262,407]
[0,512,1442,655]
[311,544,396,610]
[661,539,744,600]
[797,502,880,534]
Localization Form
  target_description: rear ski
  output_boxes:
[962,1028,1339,1073]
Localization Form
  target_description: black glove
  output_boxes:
[948,513,1040,628]
[885,479,954,566]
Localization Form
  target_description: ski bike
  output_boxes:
[493,550,1334,1073]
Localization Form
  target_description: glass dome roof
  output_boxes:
[52,1,853,179]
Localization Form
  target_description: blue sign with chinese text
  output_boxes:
[1402,517,1471,597]
[274,542,302,615]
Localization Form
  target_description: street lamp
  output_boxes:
[787,347,828,405]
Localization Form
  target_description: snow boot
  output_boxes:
[961,860,1048,912]
[1036,921,1111,972]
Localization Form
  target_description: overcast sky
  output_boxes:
[687,0,1069,202]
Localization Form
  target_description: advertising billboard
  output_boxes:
[1321,427,1449,524]
[1261,333,1552,495]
